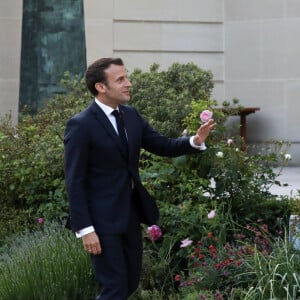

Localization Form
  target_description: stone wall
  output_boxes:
[224,0,300,164]
[0,1,22,122]
[84,0,225,101]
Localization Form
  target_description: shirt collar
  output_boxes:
[94,98,117,117]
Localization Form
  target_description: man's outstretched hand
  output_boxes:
[193,118,217,146]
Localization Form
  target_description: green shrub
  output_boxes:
[0,222,98,300]
[0,73,89,232]
[129,63,213,137]
[0,63,214,231]
[176,223,300,299]
[241,236,300,299]
[0,63,297,298]
[137,98,294,297]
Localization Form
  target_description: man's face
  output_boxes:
[99,64,132,108]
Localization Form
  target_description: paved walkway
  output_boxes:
[269,167,300,197]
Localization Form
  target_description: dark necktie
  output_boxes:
[112,109,128,158]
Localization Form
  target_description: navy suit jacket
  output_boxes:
[64,101,200,234]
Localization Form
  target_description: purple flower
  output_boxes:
[180,238,193,248]
[147,225,162,241]
[37,217,44,224]
[200,110,213,123]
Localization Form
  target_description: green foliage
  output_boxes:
[0,73,89,234]
[289,193,300,215]
[129,63,214,137]
[137,98,295,297]
[241,236,300,299]
[176,224,300,299]
[139,236,179,297]
[0,222,98,300]
[0,63,298,299]
[0,205,32,245]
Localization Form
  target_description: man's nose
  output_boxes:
[125,78,132,87]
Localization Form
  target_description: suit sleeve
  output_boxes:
[132,108,201,157]
[64,117,93,232]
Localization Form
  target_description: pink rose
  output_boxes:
[147,225,162,241]
[207,210,216,219]
[200,110,213,123]
[37,217,44,224]
[227,138,233,145]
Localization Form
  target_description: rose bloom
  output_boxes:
[147,225,162,241]
[200,110,213,123]
[37,217,44,224]
[216,151,223,158]
[208,210,216,219]
[227,138,233,145]
[180,238,193,248]
[284,153,292,160]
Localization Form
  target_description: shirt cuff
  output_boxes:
[75,226,95,238]
[189,136,207,150]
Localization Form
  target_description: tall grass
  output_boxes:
[241,235,300,299]
[0,223,98,300]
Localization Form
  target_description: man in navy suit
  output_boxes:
[64,58,216,299]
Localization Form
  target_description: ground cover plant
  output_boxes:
[0,63,299,299]
[0,222,98,300]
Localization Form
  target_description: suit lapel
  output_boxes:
[90,102,128,160]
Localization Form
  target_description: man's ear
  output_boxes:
[95,82,106,93]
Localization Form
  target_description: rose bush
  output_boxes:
[0,65,297,299]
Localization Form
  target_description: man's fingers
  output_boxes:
[82,232,102,255]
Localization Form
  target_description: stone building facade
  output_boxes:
[1,0,300,164]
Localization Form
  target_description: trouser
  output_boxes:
[91,203,143,300]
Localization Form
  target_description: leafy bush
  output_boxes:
[129,63,213,137]
[0,73,89,237]
[176,224,300,299]
[0,222,98,300]
[0,63,214,235]
[0,63,297,299]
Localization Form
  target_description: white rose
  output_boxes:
[216,151,224,158]
[284,153,292,160]
[227,138,233,145]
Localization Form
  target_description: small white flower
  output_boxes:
[235,148,239,152]
[284,153,292,161]
[182,129,188,136]
[180,238,193,248]
[227,138,233,145]
[216,151,223,158]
